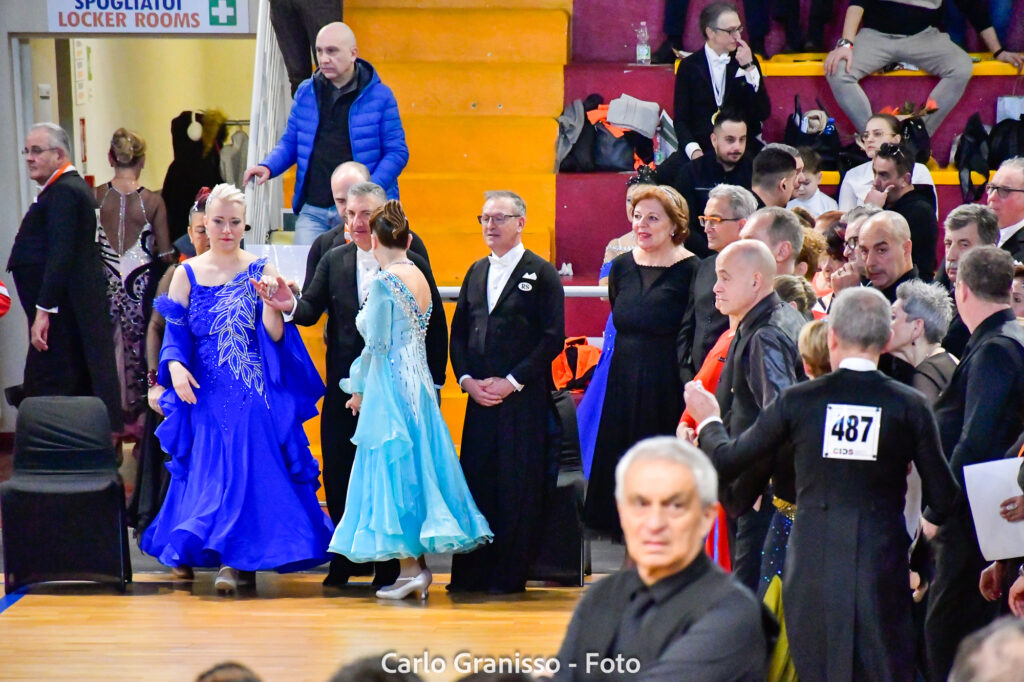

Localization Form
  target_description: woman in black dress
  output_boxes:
[583,185,697,539]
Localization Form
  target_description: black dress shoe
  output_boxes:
[371,560,401,589]
[323,571,350,587]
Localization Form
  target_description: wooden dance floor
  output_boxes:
[0,568,589,681]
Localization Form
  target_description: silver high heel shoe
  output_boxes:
[214,566,239,593]
[375,570,432,601]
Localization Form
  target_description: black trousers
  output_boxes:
[925,509,999,682]
[268,0,344,95]
[321,379,399,583]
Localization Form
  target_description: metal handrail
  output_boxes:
[436,285,607,300]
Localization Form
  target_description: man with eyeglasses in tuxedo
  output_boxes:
[988,157,1024,263]
[866,142,938,282]
[672,2,770,163]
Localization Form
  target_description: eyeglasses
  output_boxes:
[698,215,741,227]
[858,129,895,143]
[20,146,58,156]
[876,143,907,161]
[985,184,1024,199]
[844,237,859,251]
[710,25,743,37]
[477,214,522,225]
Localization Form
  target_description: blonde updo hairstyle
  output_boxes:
[205,183,246,216]
[110,128,146,168]
[369,199,411,249]
[629,185,690,246]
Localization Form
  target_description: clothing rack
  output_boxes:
[224,119,249,126]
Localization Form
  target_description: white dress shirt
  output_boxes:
[355,245,379,306]
[486,242,525,313]
[787,189,839,218]
[684,45,761,160]
[838,357,877,372]
[998,216,1024,249]
[458,242,527,393]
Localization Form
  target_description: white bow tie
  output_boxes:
[488,254,510,268]
[711,54,731,66]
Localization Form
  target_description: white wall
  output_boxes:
[0,2,260,432]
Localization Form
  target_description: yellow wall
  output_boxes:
[67,37,255,190]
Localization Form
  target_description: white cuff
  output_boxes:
[458,374,472,390]
[282,296,298,322]
[506,374,524,392]
[36,304,58,314]
[685,142,702,159]
[695,415,724,437]
[737,65,760,91]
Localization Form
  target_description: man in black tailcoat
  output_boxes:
[926,246,1024,682]
[448,190,565,594]
[280,181,446,588]
[6,122,121,430]
[686,287,959,682]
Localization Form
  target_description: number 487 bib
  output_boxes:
[823,404,882,461]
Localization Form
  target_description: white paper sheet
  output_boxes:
[964,457,1024,561]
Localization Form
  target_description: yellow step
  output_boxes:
[404,116,557,173]
[348,9,568,64]
[399,172,554,230]
[348,0,572,10]
[760,53,1021,77]
[819,166,991,186]
[377,62,564,117]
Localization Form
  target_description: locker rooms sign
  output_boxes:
[48,0,250,33]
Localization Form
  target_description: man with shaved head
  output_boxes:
[740,206,805,275]
[245,21,409,245]
[702,239,806,592]
[858,211,917,303]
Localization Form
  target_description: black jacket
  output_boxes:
[673,49,770,157]
[661,153,753,257]
[679,255,728,381]
[932,308,1024,491]
[291,242,446,387]
[699,368,958,682]
[303,226,429,290]
[888,185,938,282]
[1000,225,1024,264]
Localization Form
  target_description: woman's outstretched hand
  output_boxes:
[168,360,200,404]
[252,274,296,312]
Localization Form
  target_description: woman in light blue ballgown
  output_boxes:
[272,200,491,601]
[141,183,334,594]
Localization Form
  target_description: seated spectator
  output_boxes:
[673,2,770,161]
[888,280,957,403]
[555,437,773,681]
[838,113,936,212]
[655,108,753,257]
[868,142,938,281]
[790,206,815,230]
[751,147,798,208]
[815,209,845,236]
[988,158,1024,263]
[797,319,830,377]
[950,617,1024,682]
[774,274,816,318]
[830,204,882,295]
[858,210,918,302]
[824,2,1022,137]
[944,0,1013,50]
[788,148,839,218]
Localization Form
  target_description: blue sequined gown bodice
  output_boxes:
[329,271,492,561]
[141,258,334,572]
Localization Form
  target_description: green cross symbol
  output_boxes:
[210,0,237,26]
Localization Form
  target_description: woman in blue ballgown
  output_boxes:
[265,200,491,601]
[141,183,334,593]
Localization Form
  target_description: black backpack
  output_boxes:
[953,113,990,202]
[900,117,931,163]
[989,115,1024,169]
[783,95,841,170]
